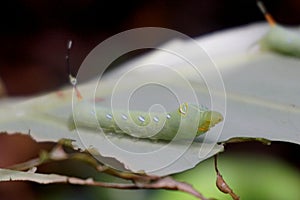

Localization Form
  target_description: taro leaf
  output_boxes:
[0,89,224,176]
[1,22,300,177]
[101,22,300,145]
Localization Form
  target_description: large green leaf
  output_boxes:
[0,22,299,176]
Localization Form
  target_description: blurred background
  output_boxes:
[1,0,300,95]
[0,0,300,200]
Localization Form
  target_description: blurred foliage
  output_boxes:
[150,152,300,200]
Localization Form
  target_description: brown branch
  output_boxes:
[8,145,158,182]
[214,155,240,200]
[7,144,210,200]
[67,176,209,200]
[67,150,159,183]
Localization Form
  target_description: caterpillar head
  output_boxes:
[197,110,223,134]
[181,103,223,135]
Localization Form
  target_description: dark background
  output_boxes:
[0,0,300,95]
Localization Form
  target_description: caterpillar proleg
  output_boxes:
[257,1,300,57]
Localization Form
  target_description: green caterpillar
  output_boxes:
[69,102,223,141]
[257,1,300,58]
[260,25,300,58]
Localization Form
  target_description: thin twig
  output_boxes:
[71,176,209,200]
[257,1,276,26]
[65,40,82,100]
[214,155,240,200]
[8,157,42,171]
[67,150,159,182]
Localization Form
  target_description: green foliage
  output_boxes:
[150,153,300,200]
